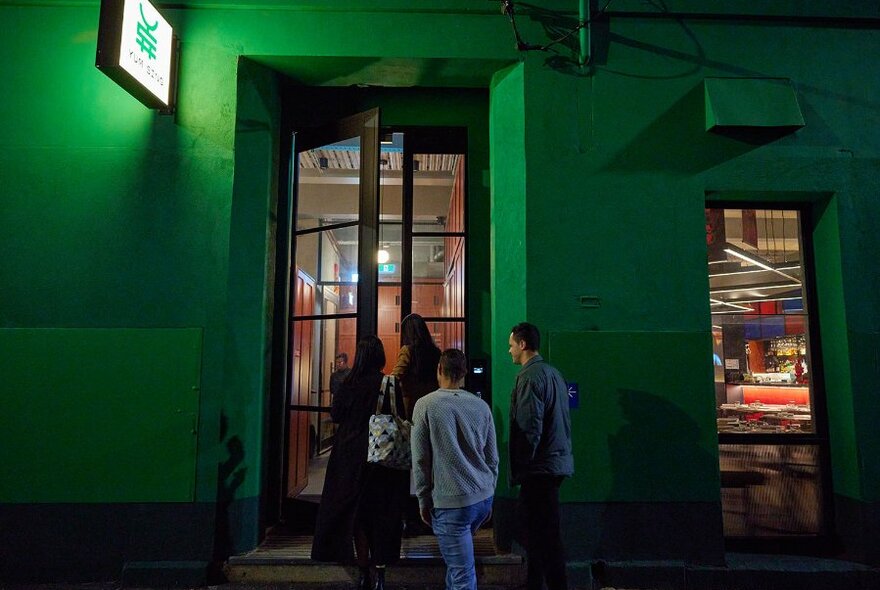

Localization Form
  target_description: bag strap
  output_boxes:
[375,375,402,418]
[375,376,387,415]
[387,376,400,418]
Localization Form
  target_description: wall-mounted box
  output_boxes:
[705,77,805,136]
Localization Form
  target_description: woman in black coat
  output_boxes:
[311,335,409,590]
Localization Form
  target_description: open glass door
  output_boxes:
[282,109,380,511]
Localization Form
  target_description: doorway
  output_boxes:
[275,110,469,529]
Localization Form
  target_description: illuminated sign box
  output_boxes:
[96,0,179,112]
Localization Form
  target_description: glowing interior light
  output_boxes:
[724,247,801,284]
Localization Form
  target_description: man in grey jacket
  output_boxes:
[508,322,574,590]
[412,349,498,590]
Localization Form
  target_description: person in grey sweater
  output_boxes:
[411,349,498,590]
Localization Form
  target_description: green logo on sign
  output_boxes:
[136,3,159,60]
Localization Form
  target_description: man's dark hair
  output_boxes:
[335,352,348,363]
[511,322,540,351]
[438,348,467,383]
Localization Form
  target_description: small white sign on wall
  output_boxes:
[96,0,179,111]
[118,0,174,105]
[725,359,740,370]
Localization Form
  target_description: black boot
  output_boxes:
[374,566,386,590]
[358,566,372,590]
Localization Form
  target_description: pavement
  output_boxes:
[4,553,880,590]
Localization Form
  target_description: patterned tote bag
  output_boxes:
[367,375,412,470]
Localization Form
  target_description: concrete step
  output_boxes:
[224,560,524,586]
[224,530,524,587]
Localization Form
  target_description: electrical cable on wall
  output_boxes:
[499,0,616,62]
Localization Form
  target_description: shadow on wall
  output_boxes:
[603,84,757,174]
[608,388,715,498]
[491,404,515,548]
[212,412,247,567]
[493,404,511,487]
[593,388,722,560]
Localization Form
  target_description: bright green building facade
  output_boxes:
[1,0,879,582]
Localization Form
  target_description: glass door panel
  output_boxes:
[707,208,814,434]
[293,226,359,316]
[284,109,379,505]
[413,153,465,233]
[426,320,465,353]
[412,236,465,319]
[377,285,402,375]
[378,223,402,284]
[296,137,360,230]
[410,149,465,362]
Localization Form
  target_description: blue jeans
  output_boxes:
[431,497,493,590]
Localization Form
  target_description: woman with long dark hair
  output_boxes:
[392,313,442,537]
[392,313,442,419]
[311,335,409,590]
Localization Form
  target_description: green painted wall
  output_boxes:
[0,329,201,502]
[812,196,860,499]
[0,3,507,511]
[2,0,879,562]
[501,16,880,507]
[221,57,282,515]
[549,331,720,503]
[1,4,236,507]
[833,165,880,503]
[489,64,528,499]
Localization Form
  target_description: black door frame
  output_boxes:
[263,108,380,530]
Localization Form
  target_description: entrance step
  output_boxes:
[225,530,523,586]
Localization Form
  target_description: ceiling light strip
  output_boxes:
[731,296,804,305]
[710,283,801,295]
[709,264,801,278]
[724,247,802,284]
[709,298,753,311]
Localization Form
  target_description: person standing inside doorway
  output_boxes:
[411,349,498,590]
[329,351,350,398]
[508,322,574,590]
